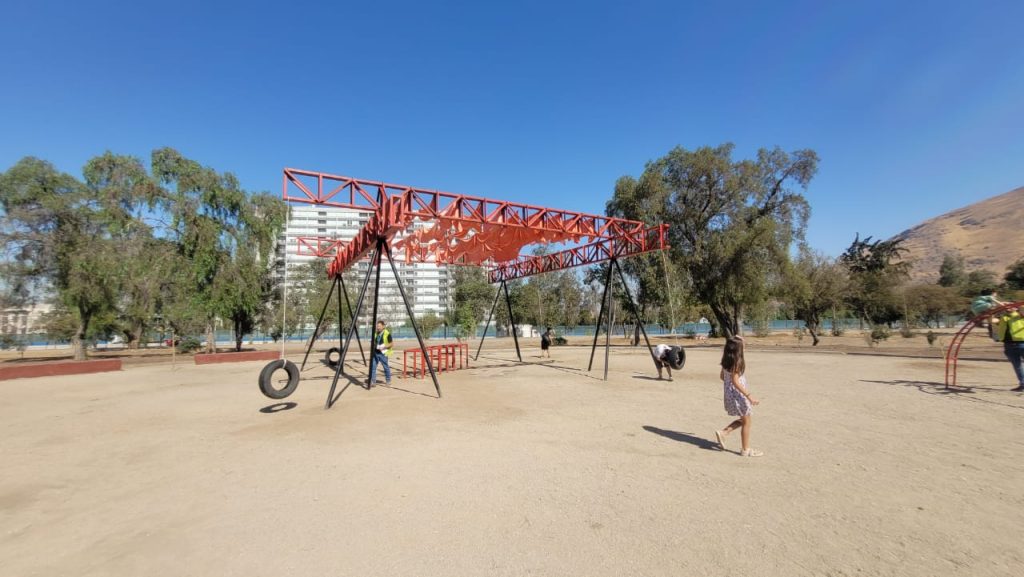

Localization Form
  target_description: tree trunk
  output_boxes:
[72,313,91,361]
[234,319,243,352]
[709,305,739,338]
[808,323,820,346]
[127,320,145,350]
[205,319,217,354]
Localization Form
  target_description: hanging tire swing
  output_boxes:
[324,347,341,367]
[258,359,300,400]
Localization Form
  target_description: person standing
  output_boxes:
[540,327,553,358]
[714,336,762,457]
[368,320,393,387]
[995,305,1024,392]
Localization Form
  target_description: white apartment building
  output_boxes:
[275,205,453,325]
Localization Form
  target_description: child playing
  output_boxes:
[972,289,1007,340]
[714,336,762,457]
[652,344,685,380]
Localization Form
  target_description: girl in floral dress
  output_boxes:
[714,337,762,457]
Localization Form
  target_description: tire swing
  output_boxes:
[324,346,341,367]
[259,359,300,399]
[258,205,301,401]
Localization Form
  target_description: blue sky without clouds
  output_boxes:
[1,0,1021,256]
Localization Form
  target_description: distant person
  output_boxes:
[652,343,685,380]
[368,320,393,387]
[972,288,1008,339]
[540,327,553,358]
[714,336,762,457]
[994,305,1024,392]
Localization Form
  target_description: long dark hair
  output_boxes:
[720,337,746,375]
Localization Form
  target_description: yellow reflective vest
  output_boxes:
[374,328,393,356]
[995,310,1024,342]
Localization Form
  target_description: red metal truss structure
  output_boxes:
[277,167,670,409]
[282,168,668,281]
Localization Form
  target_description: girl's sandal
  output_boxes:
[714,430,727,450]
[741,448,764,457]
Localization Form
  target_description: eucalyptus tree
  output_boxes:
[611,144,817,337]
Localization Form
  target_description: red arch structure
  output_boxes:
[280,168,669,409]
[945,301,1023,387]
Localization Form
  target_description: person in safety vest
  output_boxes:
[368,320,393,387]
[994,305,1024,392]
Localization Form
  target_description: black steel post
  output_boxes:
[383,242,441,398]
[326,246,378,409]
[338,273,366,365]
[474,284,502,361]
[614,259,657,362]
[502,281,522,362]
[588,264,612,371]
[300,275,336,371]
[366,240,385,389]
[603,262,614,381]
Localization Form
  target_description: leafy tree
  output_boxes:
[782,249,847,345]
[150,148,286,352]
[613,144,817,337]
[937,253,965,288]
[450,266,493,339]
[840,234,910,325]
[961,269,998,297]
[416,311,444,339]
[901,284,965,328]
[1006,257,1024,291]
[0,158,125,360]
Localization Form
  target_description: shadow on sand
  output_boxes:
[860,379,1024,411]
[643,425,721,451]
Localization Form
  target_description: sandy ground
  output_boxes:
[2,340,1023,577]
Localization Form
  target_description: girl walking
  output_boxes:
[714,336,762,457]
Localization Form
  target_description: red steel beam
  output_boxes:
[295,237,347,258]
[488,225,669,282]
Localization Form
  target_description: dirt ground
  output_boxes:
[2,338,1022,576]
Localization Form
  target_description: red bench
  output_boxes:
[402,343,469,378]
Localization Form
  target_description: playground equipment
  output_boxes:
[259,168,670,408]
[945,301,1024,387]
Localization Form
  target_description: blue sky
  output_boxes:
[2,0,1021,256]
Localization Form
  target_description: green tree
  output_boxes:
[0,158,126,360]
[840,234,910,325]
[151,148,286,352]
[902,284,965,328]
[961,269,998,297]
[1005,257,1024,291]
[614,144,817,337]
[416,311,444,339]
[451,266,497,339]
[937,253,965,288]
[782,249,847,345]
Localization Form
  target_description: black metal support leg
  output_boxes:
[614,259,656,362]
[326,246,378,409]
[588,264,612,372]
[383,241,441,398]
[338,274,366,365]
[475,283,502,361]
[603,262,614,381]
[502,281,521,362]
[301,276,337,371]
[366,240,385,389]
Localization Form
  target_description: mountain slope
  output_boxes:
[891,186,1024,283]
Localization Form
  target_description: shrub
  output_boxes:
[926,331,939,346]
[830,322,845,337]
[751,319,771,338]
[177,336,202,353]
[554,336,568,346]
[793,326,806,342]
[899,324,916,338]
[868,325,890,346]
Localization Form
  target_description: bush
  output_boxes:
[830,322,845,337]
[751,319,771,338]
[899,324,916,338]
[926,331,939,346]
[177,336,202,353]
[792,326,806,342]
[554,336,568,346]
[682,327,697,339]
[867,325,890,346]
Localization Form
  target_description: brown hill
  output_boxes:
[892,186,1024,283]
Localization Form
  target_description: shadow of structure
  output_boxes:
[643,425,721,451]
[860,379,1024,411]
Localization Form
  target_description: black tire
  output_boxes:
[324,347,341,367]
[258,359,300,400]
[669,346,686,370]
